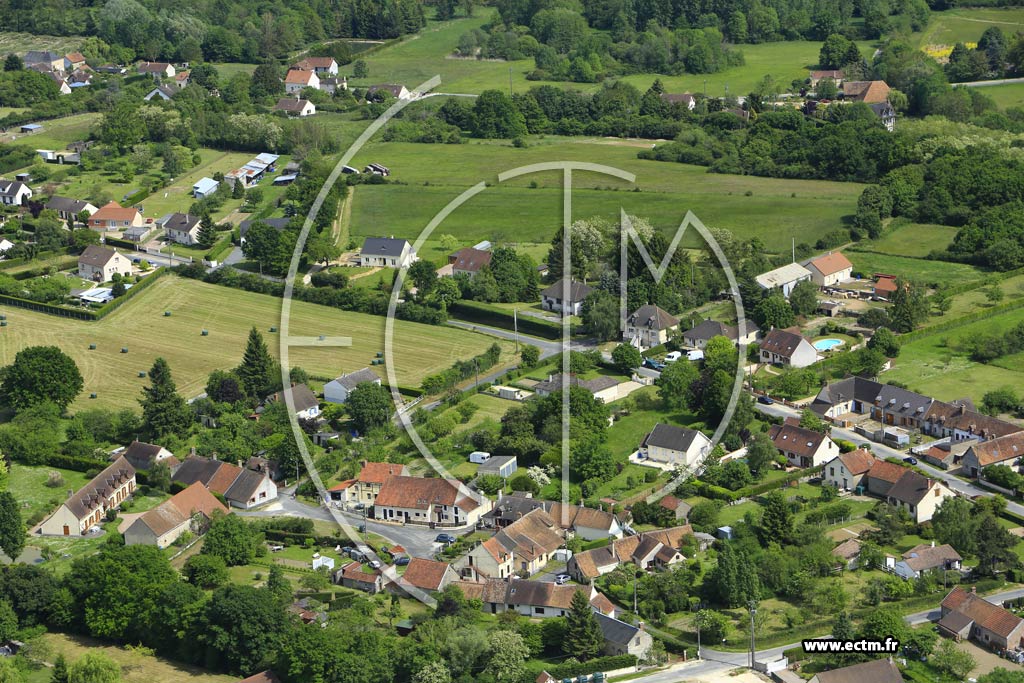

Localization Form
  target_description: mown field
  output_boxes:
[0,275,513,410]
[865,222,960,258]
[846,250,984,285]
[4,112,99,148]
[0,31,84,56]
[348,138,862,255]
[970,81,1024,110]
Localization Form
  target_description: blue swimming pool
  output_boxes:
[814,338,844,351]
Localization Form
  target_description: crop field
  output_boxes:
[914,7,1024,49]
[0,31,84,56]
[0,275,513,410]
[865,222,960,258]
[348,139,862,255]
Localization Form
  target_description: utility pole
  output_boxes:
[514,308,519,353]
[748,600,758,668]
[696,619,701,660]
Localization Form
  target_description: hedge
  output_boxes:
[102,237,144,251]
[735,465,824,499]
[0,292,99,320]
[92,268,167,319]
[40,453,108,472]
[11,257,79,279]
[205,234,234,262]
[900,297,1024,344]
[448,301,561,340]
[546,654,636,679]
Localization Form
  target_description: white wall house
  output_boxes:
[641,424,711,468]
[323,368,380,404]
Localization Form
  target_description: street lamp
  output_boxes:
[696,618,701,660]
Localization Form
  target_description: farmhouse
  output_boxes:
[887,470,953,523]
[809,69,844,86]
[567,525,694,581]
[842,80,891,104]
[78,245,132,282]
[540,278,592,316]
[123,482,228,548]
[358,237,416,268]
[45,196,97,221]
[373,475,489,527]
[595,613,653,658]
[0,180,32,206]
[939,586,1024,651]
[769,423,839,468]
[457,508,564,579]
[367,84,411,100]
[894,542,961,580]
[962,431,1024,478]
[39,457,136,536]
[192,177,219,199]
[754,262,812,297]
[681,318,759,349]
[171,457,278,509]
[624,304,679,350]
[874,275,898,299]
[292,57,339,75]
[396,558,457,595]
[88,201,143,231]
[870,101,897,132]
[64,52,87,70]
[119,440,178,472]
[329,461,408,504]
[264,384,320,420]
[162,213,202,245]
[284,68,319,94]
[922,400,1020,443]
[658,495,690,521]
[805,252,853,287]
[448,247,492,278]
[24,51,64,71]
[640,423,712,468]
[174,71,190,88]
[273,98,316,117]
[822,448,875,491]
[318,76,347,94]
[759,328,817,368]
[138,61,175,78]
[808,659,903,683]
[324,368,381,404]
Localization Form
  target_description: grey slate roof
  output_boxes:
[239,217,291,238]
[24,51,61,64]
[361,237,410,258]
[334,367,380,391]
[224,468,268,504]
[810,376,883,414]
[269,384,319,414]
[78,245,117,268]
[477,455,517,475]
[628,304,679,331]
[171,457,223,487]
[45,196,92,215]
[540,278,592,302]
[64,456,135,519]
[595,612,641,646]
[886,469,939,506]
[643,424,703,452]
[121,441,166,470]
[163,212,201,233]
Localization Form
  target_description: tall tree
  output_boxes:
[657,359,699,410]
[347,382,394,433]
[201,512,263,566]
[975,513,1018,576]
[0,492,25,562]
[139,358,191,438]
[1,346,83,411]
[759,491,793,544]
[581,290,620,342]
[563,589,603,661]
[51,655,69,683]
[931,496,976,556]
[68,653,121,683]
[236,327,275,399]
[196,220,218,249]
[611,343,642,375]
[485,630,530,682]
[788,279,818,317]
[889,279,928,333]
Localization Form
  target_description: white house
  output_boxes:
[755,262,813,297]
[0,180,32,206]
[273,97,316,117]
[641,423,712,468]
[769,422,839,468]
[540,278,593,316]
[624,304,679,350]
[39,457,136,535]
[759,328,818,368]
[822,448,875,491]
[162,213,202,245]
[893,542,962,580]
[367,84,411,100]
[44,196,97,221]
[78,245,132,282]
[285,68,319,94]
[291,57,339,76]
[885,470,954,523]
[358,237,416,268]
[265,384,320,420]
[192,177,219,199]
[144,85,177,101]
[138,61,175,78]
[805,252,854,287]
[323,368,381,404]
[682,318,760,349]
[123,482,228,548]
[373,475,490,527]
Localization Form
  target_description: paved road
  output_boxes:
[960,77,1024,88]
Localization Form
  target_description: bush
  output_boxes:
[547,655,637,679]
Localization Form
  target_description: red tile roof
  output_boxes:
[942,586,1024,638]
[400,558,452,591]
[867,460,907,484]
[91,201,140,222]
[838,448,875,475]
[357,462,407,484]
[808,252,853,277]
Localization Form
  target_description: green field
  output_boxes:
[0,275,513,410]
[0,32,84,56]
[866,222,960,258]
[348,139,862,254]
[10,465,91,523]
[6,112,99,149]
[914,7,1024,49]
[968,81,1024,110]
[846,251,984,286]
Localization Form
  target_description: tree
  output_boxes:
[611,344,642,375]
[520,345,540,368]
[139,358,191,438]
[347,382,394,433]
[250,60,283,99]
[51,655,69,683]
[412,661,451,683]
[759,491,792,543]
[1,346,83,411]
[408,259,437,298]
[819,34,855,69]
[982,387,1019,416]
[889,279,928,333]
[306,234,340,267]
[196,220,218,249]
[581,291,620,342]
[755,293,795,329]
[859,606,908,644]
[694,609,731,643]
[98,101,144,153]
[816,77,838,99]
[0,658,23,683]
[745,432,776,477]
[563,589,603,661]
[202,584,288,674]
[353,60,368,79]
[975,513,1018,576]
[0,493,25,562]
[68,653,121,683]
[788,279,818,317]
[0,601,16,643]
[867,327,900,357]
[3,54,22,72]
[485,630,529,682]
[183,554,228,588]
[933,638,976,679]
[986,285,1005,305]
[266,564,291,601]
[932,495,976,556]
[236,327,275,399]
[978,670,1024,683]
[472,89,527,139]
[657,360,699,410]
[201,511,262,566]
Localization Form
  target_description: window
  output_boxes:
[534,607,544,615]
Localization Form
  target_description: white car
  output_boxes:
[664,351,682,363]
[687,349,704,361]
[554,574,571,585]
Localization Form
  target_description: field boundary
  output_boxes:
[0,267,166,321]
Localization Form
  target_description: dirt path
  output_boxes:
[335,186,354,248]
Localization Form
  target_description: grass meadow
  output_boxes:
[845,251,984,286]
[0,275,514,410]
[0,32,84,56]
[969,81,1024,110]
[865,222,960,258]
[913,7,1024,49]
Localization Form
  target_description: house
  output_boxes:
[124,482,228,548]
[624,304,679,350]
[367,84,411,100]
[532,373,620,404]
[894,542,961,580]
[171,457,278,509]
[864,460,909,499]
[755,262,813,297]
[39,457,136,536]
[292,57,339,76]
[481,495,624,541]
[822,448,875,491]
[78,245,132,282]
[832,538,861,569]
[659,92,696,109]
[922,401,1020,443]
[843,80,891,104]
[459,579,615,618]
[398,558,458,594]
[284,68,319,94]
[44,196,97,221]
[805,252,854,287]
[874,275,898,299]
[358,237,417,268]
[640,423,712,468]
[192,177,219,199]
[961,431,1024,478]
[595,612,653,658]
[37,149,81,164]
[0,180,32,206]
[658,495,690,521]
[477,455,518,479]
[318,76,347,94]
[174,71,190,88]
[24,51,64,71]
[940,586,1024,650]
[808,659,903,683]
[335,561,384,594]
[811,376,935,430]
[238,217,290,243]
[67,69,93,88]
[265,384,320,420]
[769,423,839,468]
[448,247,492,278]
[0,239,14,257]
[809,69,844,87]
[759,328,818,368]
[120,440,178,472]
[323,368,381,404]
[328,461,408,503]
[886,470,953,523]
[540,278,593,316]
[681,318,760,349]
[138,61,175,79]
[273,98,316,117]
[373,475,489,527]
[47,72,72,95]
[162,213,202,245]
[88,201,143,231]
[567,526,694,581]
[870,101,897,132]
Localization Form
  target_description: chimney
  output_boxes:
[638,621,645,631]
[971,586,977,594]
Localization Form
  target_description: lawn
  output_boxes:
[973,81,1024,110]
[913,7,1024,49]
[134,149,263,219]
[866,222,960,258]
[0,274,514,410]
[9,464,91,523]
[845,250,985,286]
[348,139,862,254]
[6,112,100,150]
[605,386,702,457]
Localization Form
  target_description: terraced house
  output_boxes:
[372,475,489,527]
[39,457,136,536]
[456,508,564,580]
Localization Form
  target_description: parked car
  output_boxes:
[435,533,457,544]
[664,351,682,363]
[757,395,774,405]
[354,502,366,511]
[349,550,366,562]
[643,358,665,371]
[903,456,918,465]
[368,560,381,569]
[554,573,571,585]
[394,556,411,566]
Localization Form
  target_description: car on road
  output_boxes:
[664,351,682,363]
[554,573,571,585]
[368,560,382,569]
[757,395,774,405]
[435,533,457,544]
[904,456,918,465]
[394,556,411,566]
[643,358,665,371]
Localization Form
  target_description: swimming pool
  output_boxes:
[814,338,844,351]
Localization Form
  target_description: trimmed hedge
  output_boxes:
[92,268,167,319]
[205,234,234,262]
[0,292,99,320]
[448,301,561,340]
[41,453,108,472]
[547,654,637,679]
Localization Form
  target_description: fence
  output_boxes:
[145,246,192,264]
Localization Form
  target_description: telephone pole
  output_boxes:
[748,600,758,668]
